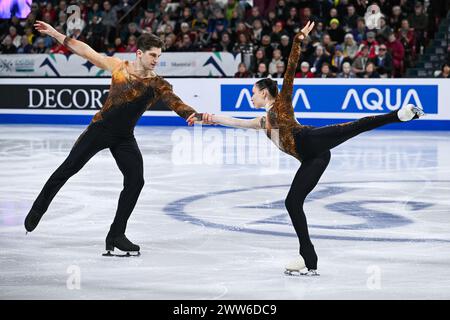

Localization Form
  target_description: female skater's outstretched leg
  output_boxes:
[285,150,331,270]
[300,106,423,157]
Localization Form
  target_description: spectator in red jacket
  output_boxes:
[397,19,416,49]
[114,37,126,53]
[359,31,379,59]
[140,8,158,32]
[270,20,289,44]
[386,32,405,77]
[295,61,315,78]
[397,19,416,69]
[41,2,57,24]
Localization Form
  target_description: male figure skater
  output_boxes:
[25,20,202,256]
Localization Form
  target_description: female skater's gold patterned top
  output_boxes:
[92,60,197,135]
[260,33,308,161]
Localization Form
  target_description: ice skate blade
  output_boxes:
[284,269,320,277]
[412,106,425,117]
[102,251,140,257]
[284,270,300,276]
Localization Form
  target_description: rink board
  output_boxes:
[0,78,449,130]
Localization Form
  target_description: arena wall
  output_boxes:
[0,78,448,130]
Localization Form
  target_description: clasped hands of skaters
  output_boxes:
[187,112,215,126]
[186,21,316,127]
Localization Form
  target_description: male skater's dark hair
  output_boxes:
[255,78,279,98]
[137,33,165,51]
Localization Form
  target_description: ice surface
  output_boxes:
[0,125,449,299]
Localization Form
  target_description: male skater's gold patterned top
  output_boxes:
[92,60,196,135]
[260,33,309,161]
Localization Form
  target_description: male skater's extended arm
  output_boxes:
[34,20,121,71]
[155,78,202,122]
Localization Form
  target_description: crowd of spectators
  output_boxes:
[0,0,448,78]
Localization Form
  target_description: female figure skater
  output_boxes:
[189,21,424,275]
[25,21,203,256]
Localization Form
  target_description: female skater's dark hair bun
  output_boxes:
[255,78,279,98]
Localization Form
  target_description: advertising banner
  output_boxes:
[0,52,241,77]
[0,78,448,130]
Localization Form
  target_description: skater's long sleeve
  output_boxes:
[279,33,303,104]
[257,31,309,162]
[154,78,197,120]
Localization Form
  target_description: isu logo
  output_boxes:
[0,59,14,72]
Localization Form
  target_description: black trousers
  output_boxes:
[31,121,144,238]
[288,112,400,269]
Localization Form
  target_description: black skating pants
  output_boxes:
[288,112,400,269]
[30,121,144,238]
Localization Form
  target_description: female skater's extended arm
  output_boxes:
[187,113,265,130]
[279,21,315,102]
[34,20,121,71]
